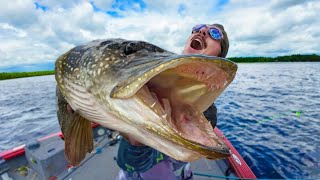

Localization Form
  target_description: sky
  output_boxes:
[0,0,319,72]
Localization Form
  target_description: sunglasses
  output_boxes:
[192,24,223,40]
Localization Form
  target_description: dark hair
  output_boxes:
[212,24,229,58]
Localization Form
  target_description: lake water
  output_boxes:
[0,62,319,179]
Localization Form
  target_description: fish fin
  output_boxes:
[56,86,94,166]
[63,79,107,123]
[64,113,94,166]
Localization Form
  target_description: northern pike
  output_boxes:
[55,39,237,166]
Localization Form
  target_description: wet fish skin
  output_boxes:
[55,38,237,166]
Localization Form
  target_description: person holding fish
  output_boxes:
[116,23,230,180]
[58,23,231,180]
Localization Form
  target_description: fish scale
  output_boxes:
[55,38,237,166]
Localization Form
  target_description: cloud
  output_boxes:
[219,0,320,56]
[0,0,37,28]
[0,0,319,70]
[269,0,317,11]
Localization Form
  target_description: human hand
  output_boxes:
[67,104,75,113]
[122,133,144,146]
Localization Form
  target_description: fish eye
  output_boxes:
[124,43,136,55]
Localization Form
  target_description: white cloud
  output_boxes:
[0,0,319,68]
[218,0,320,56]
[0,23,27,38]
[0,0,37,27]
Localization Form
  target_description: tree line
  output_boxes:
[0,71,54,80]
[228,54,319,63]
[0,54,319,80]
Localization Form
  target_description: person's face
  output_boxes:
[183,25,222,56]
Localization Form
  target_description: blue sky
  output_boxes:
[0,0,319,72]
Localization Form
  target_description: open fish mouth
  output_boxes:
[111,55,237,159]
[55,39,238,165]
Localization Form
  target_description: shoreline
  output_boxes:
[0,71,54,81]
[1,54,319,80]
[1,61,319,81]
[228,54,320,63]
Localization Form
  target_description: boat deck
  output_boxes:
[61,137,230,180]
[1,128,235,180]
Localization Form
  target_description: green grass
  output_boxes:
[0,71,54,80]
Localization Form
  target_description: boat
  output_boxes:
[0,124,256,180]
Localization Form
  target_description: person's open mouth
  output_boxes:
[190,35,206,50]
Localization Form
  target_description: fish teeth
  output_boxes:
[136,84,168,115]
[161,98,177,130]
[162,99,171,114]
[162,114,167,119]
[150,92,164,114]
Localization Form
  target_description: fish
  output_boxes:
[55,38,237,166]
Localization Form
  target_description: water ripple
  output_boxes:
[216,62,320,179]
[0,63,319,179]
